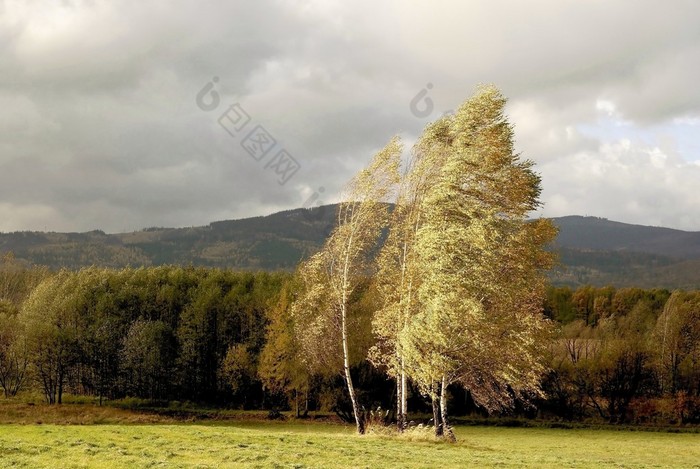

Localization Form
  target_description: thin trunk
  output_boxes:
[397,238,408,434]
[660,309,670,394]
[587,389,607,420]
[440,375,456,441]
[432,381,443,437]
[57,364,64,405]
[340,229,364,434]
[295,389,300,418]
[400,361,407,429]
[396,373,403,431]
[47,373,55,404]
[0,369,8,398]
[401,365,407,416]
[672,354,680,394]
[399,218,416,429]
[396,350,407,431]
[342,301,364,434]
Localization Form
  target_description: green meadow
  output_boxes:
[1,421,700,468]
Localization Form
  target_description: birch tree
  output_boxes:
[369,121,446,431]
[652,291,700,394]
[292,138,401,434]
[400,86,556,438]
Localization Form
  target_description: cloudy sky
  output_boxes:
[1,0,699,233]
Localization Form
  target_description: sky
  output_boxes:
[1,0,699,233]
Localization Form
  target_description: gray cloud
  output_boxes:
[1,0,699,233]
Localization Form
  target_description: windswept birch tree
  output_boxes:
[369,121,446,431]
[292,138,401,434]
[399,86,557,439]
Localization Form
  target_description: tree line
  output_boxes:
[2,260,700,427]
[543,285,700,424]
[0,261,283,406]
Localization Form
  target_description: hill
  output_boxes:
[548,216,700,289]
[0,206,335,271]
[552,216,700,260]
[1,207,699,289]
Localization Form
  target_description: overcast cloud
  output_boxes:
[1,0,699,233]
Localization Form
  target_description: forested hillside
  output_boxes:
[1,209,699,289]
[553,216,700,259]
[0,206,334,270]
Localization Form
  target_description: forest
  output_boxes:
[1,259,700,429]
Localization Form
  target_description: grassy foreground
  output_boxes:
[1,421,700,468]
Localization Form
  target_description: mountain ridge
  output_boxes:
[552,215,700,260]
[1,206,699,289]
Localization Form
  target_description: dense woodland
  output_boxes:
[1,259,700,427]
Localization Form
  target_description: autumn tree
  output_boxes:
[0,301,29,397]
[0,256,49,397]
[398,86,557,438]
[572,286,596,325]
[258,281,311,416]
[20,271,83,404]
[369,129,444,430]
[652,291,700,395]
[221,343,259,408]
[292,138,401,434]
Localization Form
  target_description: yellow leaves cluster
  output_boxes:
[374,86,557,410]
[293,85,557,420]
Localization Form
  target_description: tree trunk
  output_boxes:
[440,375,456,441]
[400,360,408,430]
[396,374,403,431]
[396,357,408,431]
[432,381,443,437]
[295,389,300,418]
[341,303,364,434]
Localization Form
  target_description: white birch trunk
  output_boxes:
[440,375,456,441]
[341,301,364,433]
[400,360,407,426]
[341,232,364,434]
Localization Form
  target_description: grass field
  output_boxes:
[1,420,700,468]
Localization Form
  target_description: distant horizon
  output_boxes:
[1,204,697,236]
